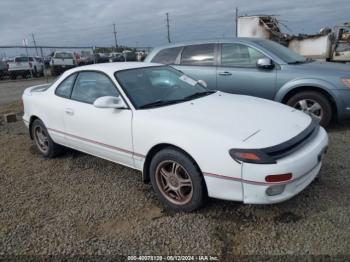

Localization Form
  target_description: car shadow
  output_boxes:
[327,120,350,132]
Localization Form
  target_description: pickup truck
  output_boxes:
[8,56,44,79]
[50,51,77,76]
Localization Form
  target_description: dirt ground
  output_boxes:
[0,79,349,260]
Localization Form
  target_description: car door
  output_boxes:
[217,43,277,100]
[171,43,218,90]
[63,71,134,167]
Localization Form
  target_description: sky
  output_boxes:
[0,0,349,48]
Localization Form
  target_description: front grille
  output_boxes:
[261,119,320,160]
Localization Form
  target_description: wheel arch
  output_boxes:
[142,143,204,185]
[28,115,40,139]
[280,85,338,116]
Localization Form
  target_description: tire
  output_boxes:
[31,119,63,158]
[286,91,332,127]
[50,67,57,76]
[33,67,38,77]
[10,73,16,80]
[149,147,206,212]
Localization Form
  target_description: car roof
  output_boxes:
[65,62,162,75]
[151,37,265,50]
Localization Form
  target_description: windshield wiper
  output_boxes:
[139,91,216,109]
[139,99,184,109]
[288,60,307,64]
[183,91,216,101]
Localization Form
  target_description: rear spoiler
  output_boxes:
[23,83,51,96]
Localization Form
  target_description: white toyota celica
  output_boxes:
[22,62,328,211]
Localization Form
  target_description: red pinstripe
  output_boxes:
[47,127,145,158]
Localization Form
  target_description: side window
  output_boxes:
[71,72,119,104]
[55,73,77,98]
[180,44,215,66]
[151,47,182,64]
[221,43,266,67]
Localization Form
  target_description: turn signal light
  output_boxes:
[229,149,276,164]
[234,152,260,161]
[265,173,292,183]
[342,78,350,88]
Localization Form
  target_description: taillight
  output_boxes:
[265,173,292,183]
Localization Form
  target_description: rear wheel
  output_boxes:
[149,148,206,212]
[33,67,38,77]
[10,73,16,80]
[31,119,63,158]
[286,91,332,127]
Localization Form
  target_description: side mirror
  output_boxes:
[93,96,127,109]
[197,80,207,88]
[257,58,274,69]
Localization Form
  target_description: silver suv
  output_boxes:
[145,38,350,126]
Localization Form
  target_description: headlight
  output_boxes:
[229,149,276,164]
[341,78,350,88]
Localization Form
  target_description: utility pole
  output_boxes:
[235,7,239,37]
[166,13,171,43]
[31,33,38,56]
[113,23,118,49]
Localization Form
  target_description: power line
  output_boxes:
[235,7,239,37]
[166,13,171,43]
[113,23,118,48]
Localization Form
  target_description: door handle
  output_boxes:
[65,108,74,115]
[219,71,232,76]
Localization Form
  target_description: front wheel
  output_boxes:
[286,91,332,127]
[149,148,207,212]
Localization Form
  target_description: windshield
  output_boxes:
[54,52,73,59]
[115,66,213,109]
[256,39,307,64]
[15,57,30,62]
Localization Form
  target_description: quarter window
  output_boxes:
[221,43,266,67]
[55,73,77,98]
[151,47,182,64]
[180,44,215,66]
[71,72,119,104]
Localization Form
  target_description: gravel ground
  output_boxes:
[0,85,350,259]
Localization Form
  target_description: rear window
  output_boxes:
[15,57,30,62]
[151,47,182,64]
[54,52,73,59]
[180,44,215,66]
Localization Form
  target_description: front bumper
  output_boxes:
[241,127,328,204]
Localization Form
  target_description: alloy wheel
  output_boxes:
[155,160,193,205]
[34,125,49,153]
[294,99,323,120]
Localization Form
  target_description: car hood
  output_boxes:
[292,61,350,74]
[147,92,312,149]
